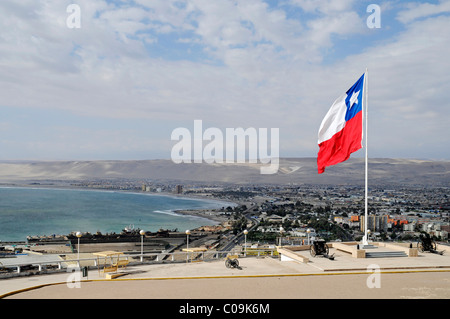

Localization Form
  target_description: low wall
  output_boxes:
[278,245,310,252]
[277,247,309,263]
[331,242,365,258]
[375,242,418,257]
[277,242,366,260]
[277,241,430,260]
[400,242,450,255]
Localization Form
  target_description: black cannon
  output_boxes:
[225,254,241,269]
[310,239,334,260]
[418,233,444,255]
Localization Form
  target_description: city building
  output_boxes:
[174,185,183,194]
[360,215,389,232]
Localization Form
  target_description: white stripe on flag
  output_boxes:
[318,92,348,144]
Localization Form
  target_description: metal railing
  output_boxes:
[0,249,278,275]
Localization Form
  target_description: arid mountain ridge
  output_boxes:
[0,158,448,187]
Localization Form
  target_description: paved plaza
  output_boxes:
[1,245,450,299]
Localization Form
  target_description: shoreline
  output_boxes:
[173,209,229,224]
[0,183,239,208]
[0,184,239,241]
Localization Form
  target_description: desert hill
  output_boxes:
[0,158,448,187]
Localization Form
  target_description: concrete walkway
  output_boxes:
[2,248,450,299]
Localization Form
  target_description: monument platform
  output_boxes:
[1,241,450,299]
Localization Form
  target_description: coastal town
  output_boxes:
[71,179,450,243]
[1,178,449,280]
[18,178,450,243]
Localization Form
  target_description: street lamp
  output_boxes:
[243,229,248,256]
[76,231,82,261]
[279,227,284,246]
[185,229,191,250]
[307,228,311,245]
[140,229,146,262]
[185,230,191,262]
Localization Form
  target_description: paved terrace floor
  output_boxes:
[1,247,450,299]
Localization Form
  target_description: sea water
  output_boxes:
[0,187,230,242]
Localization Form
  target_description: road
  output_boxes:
[218,204,260,252]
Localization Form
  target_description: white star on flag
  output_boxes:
[349,90,360,109]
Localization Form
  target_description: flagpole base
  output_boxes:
[360,236,376,249]
[362,235,369,246]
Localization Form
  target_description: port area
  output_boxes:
[0,226,223,263]
[1,241,450,299]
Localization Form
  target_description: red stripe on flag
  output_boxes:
[317,111,363,174]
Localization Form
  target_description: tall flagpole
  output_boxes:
[363,68,369,246]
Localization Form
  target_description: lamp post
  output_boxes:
[76,231,82,261]
[140,229,146,262]
[307,228,311,245]
[243,229,248,256]
[279,227,284,246]
[185,230,191,262]
[185,229,191,250]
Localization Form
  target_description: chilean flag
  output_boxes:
[317,73,365,174]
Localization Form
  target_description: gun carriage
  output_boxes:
[418,233,444,255]
[310,239,335,260]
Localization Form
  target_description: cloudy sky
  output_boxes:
[0,0,449,161]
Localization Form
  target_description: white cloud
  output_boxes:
[0,0,448,160]
[289,0,356,14]
[305,11,364,50]
[397,0,450,24]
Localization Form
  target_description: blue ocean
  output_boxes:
[0,187,229,242]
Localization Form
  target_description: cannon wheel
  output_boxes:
[418,242,425,252]
[310,245,316,257]
[225,258,239,268]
